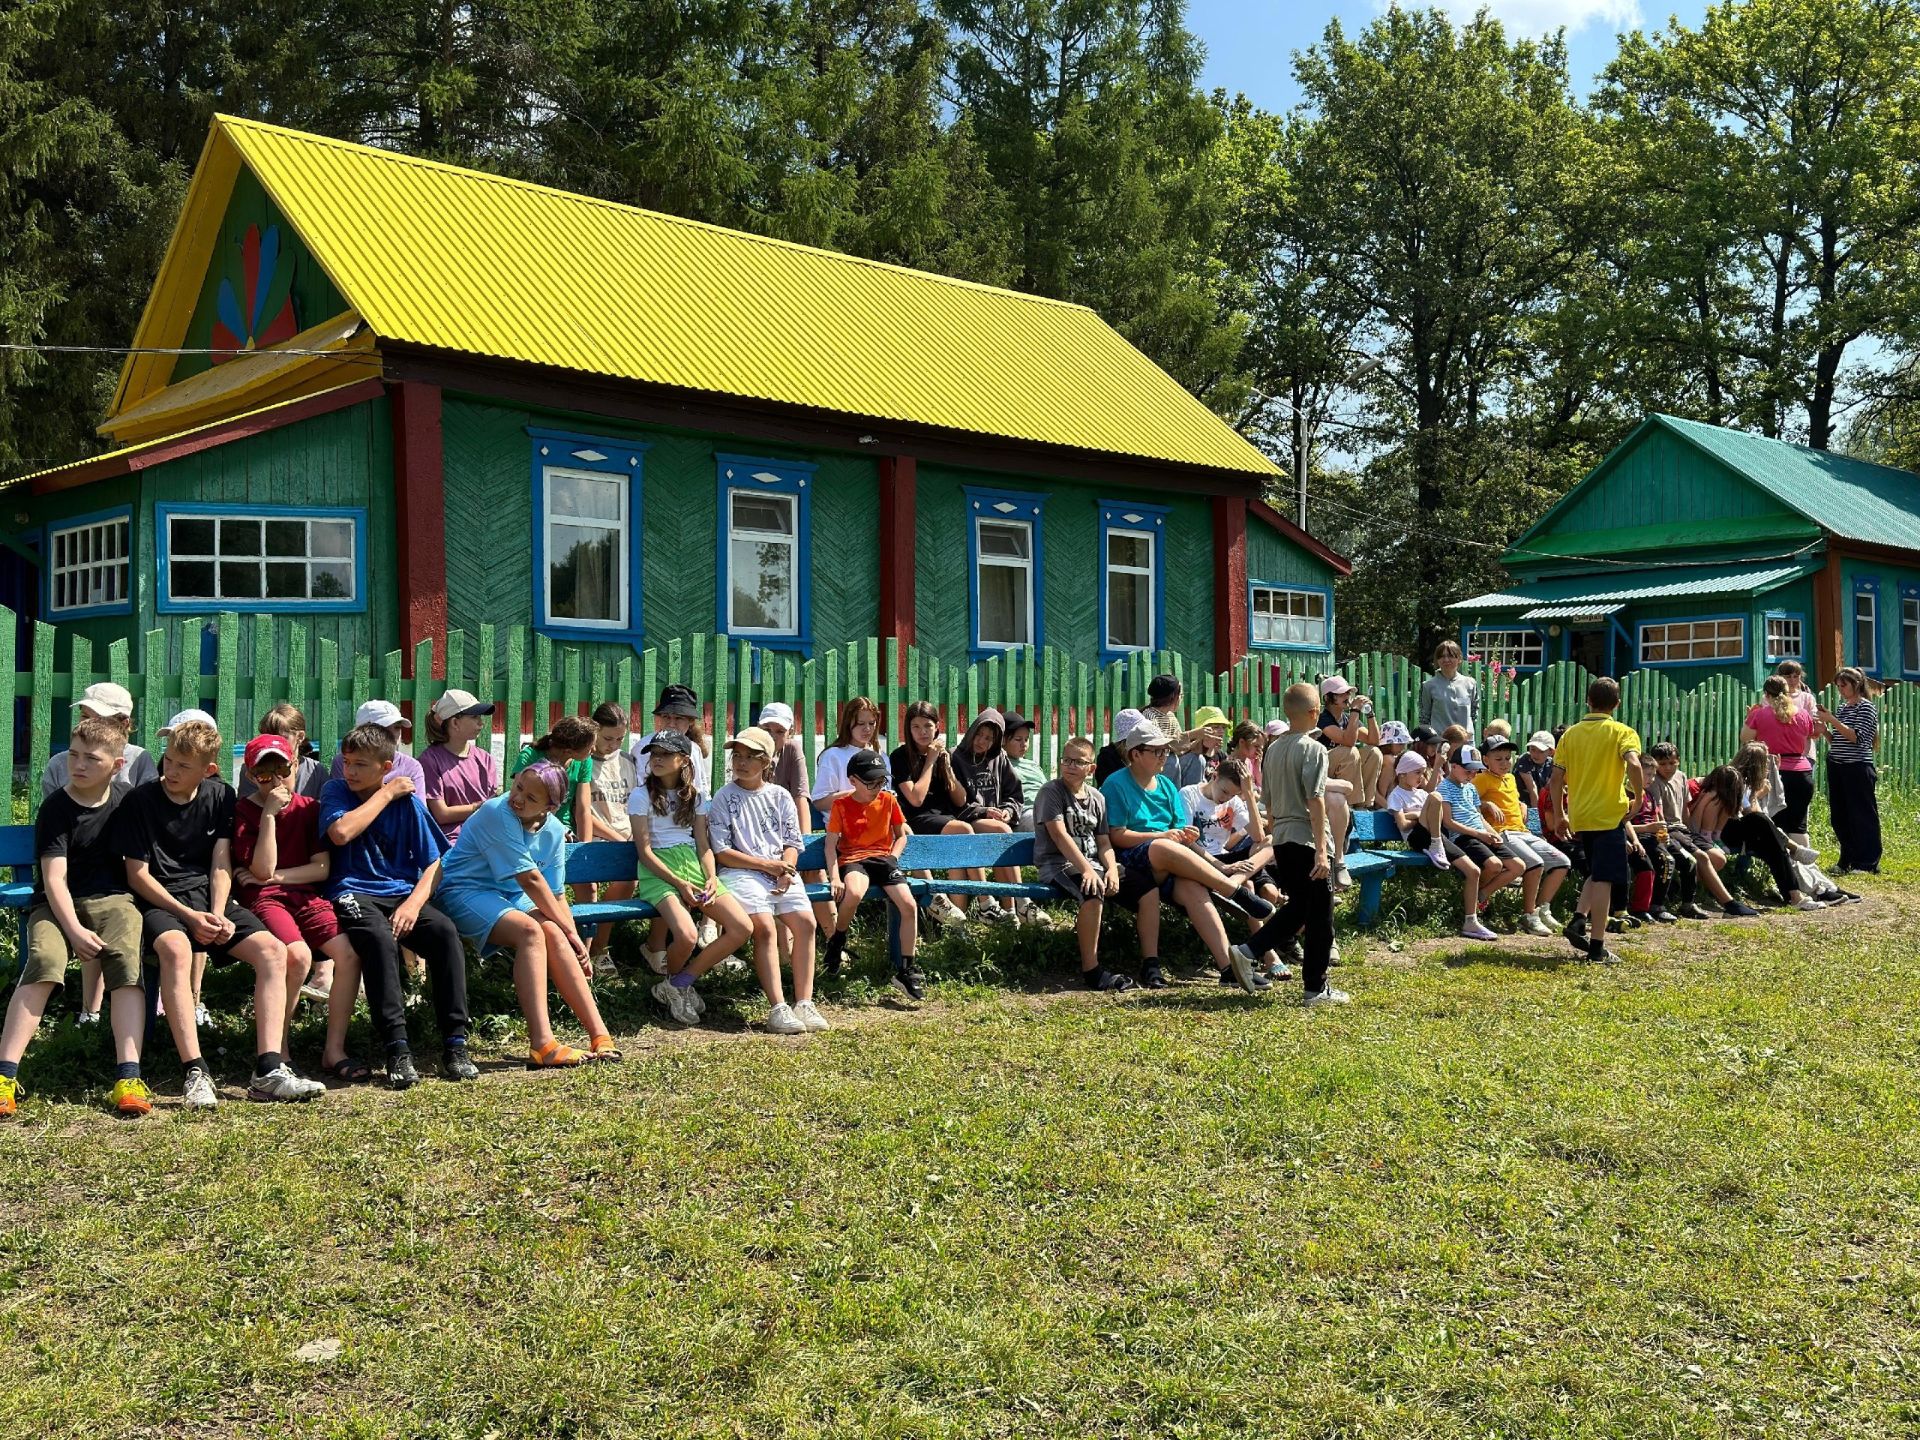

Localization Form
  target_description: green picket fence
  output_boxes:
[6,608,1914,820]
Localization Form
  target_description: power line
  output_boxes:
[0,342,383,364]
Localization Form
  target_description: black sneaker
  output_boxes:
[1722,901,1760,918]
[1084,967,1136,993]
[1280,936,1305,965]
[1677,902,1714,920]
[1651,909,1678,924]
[1584,946,1623,966]
[441,1046,479,1082]
[892,960,925,1001]
[1139,964,1168,990]
[822,931,847,978]
[1233,885,1276,920]
[1629,911,1655,926]
[386,1050,420,1090]
[1562,914,1589,954]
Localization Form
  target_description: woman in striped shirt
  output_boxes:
[1816,668,1882,875]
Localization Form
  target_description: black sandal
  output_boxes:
[321,1056,372,1083]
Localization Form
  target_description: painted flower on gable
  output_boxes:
[210,223,299,361]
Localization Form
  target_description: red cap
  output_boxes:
[244,734,295,770]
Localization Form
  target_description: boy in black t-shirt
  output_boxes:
[0,718,149,1119]
[119,720,325,1110]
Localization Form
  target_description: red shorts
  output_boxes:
[248,887,342,949]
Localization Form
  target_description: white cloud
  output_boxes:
[1408,0,1644,39]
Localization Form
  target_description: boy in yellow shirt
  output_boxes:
[1550,679,1645,965]
[1473,735,1570,937]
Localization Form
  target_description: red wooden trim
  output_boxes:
[878,454,917,666]
[1814,544,1844,681]
[1213,495,1248,666]
[390,381,447,677]
[1247,496,1352,576]
[28,380,385,496]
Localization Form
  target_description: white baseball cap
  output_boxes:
[74,682,134,719]
[355,699,411,730]
[757,701,795,729]
[1527,730,1556,752]
[429,688,494,722]
[156,708,216,737]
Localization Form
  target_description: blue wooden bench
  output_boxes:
[3,825,34,961]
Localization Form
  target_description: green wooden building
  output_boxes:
[2,115,1347,691]
[1449,414,1920,685]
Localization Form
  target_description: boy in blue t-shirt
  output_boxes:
[1100,718,1271,994]
[319,722,472,1090]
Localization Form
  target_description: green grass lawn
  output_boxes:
[3,796,1918,1437]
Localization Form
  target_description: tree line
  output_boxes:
[5,0,1919,653]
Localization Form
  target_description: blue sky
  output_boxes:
[1186,1,1713,112]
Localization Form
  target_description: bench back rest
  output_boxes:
[1347,805,1541,848]
[563,831,1038,885]
[1,825,35,869]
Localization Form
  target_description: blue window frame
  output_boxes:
[43,505,132,619]
[1852,576,1880,674]
[1635,614,1746,668]
[716,453,814,649]
[1098,499,1168,665]
[965,486,1046,659]
[156,503,365,614]
[529,427,648,644]
[1458,625,1544,671]
[1251,580,1334,653]
[1762,610,1806,664]
[1899,583,1920,679]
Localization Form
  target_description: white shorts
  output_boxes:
[1500,831,1569,872]
[721,867,813,917]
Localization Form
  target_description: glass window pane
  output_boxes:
[731,494,793,536]
[310,520,354,559]
[218,520,261,557]
[266,520,308,557]
[978,563,1028,646]
[1109,571,1149,648]
[978,521,1029,560]
[312,563,353,601]
[170,560,214,600]
[172,517,216,556]
[551,471,623,523]
[550,525,619,622]
[729,536,794,631]
[265,562,309,599]
[1107,532,1151,569]
[218,561,262,600]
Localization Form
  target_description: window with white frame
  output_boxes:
[1765,613,1804,661]
[1465,627,1543,670]
[1639,618,1744,664]
[1902,591,1919,676]
[975,517,1034,647]
[1105,528,1156,651]
[47,513,130,615]
[541,468,628,628]
[164,510,356,606]
[1252,585,1329,649]
[727,488,799,634]
[1854,584,1878,671]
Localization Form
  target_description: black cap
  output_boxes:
[653,684,699,719]
[1002,710,1035,736]
[846,750,889,785]
[1147,673,1182,706]
[641,729,694,757]
[1482,734,1518,753]
[1411,725,1442,744]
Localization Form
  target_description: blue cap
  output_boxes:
[1452,744,1485,772]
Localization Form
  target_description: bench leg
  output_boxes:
[886,900,901,968]
[1353,872,1385,928]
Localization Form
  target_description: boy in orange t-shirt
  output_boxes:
[823,750,923,999]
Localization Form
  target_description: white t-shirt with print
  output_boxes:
[1179,783,1247,857]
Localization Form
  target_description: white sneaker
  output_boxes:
[246,1064,327,1103]
[652,978,702,1026]
[1519,912,1554,937]
[1791,843,1819,865]
[1329,938,1342,964]
[1459,918,1499,942]
[765,1003,807,1035]
[193,1004,211,1028]
[1334,863,1353,890]
[1226,943,1262,994]
[1425,842,1450,871]
[792,999,831,1032]
[181,1069,219,1110]
[1302,987,1352,1008]
[1536,906,1560,930]
[643,948,669,976]
[969,897,1014,926]
[76,1010,99,1026]
[1792,895,1826,911]
[930,895,968,926]
[696,916,720,947]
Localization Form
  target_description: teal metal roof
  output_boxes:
[1449,559,1820,612]
[1651,414,1920,551]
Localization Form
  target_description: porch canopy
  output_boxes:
[1447,559,1820,618]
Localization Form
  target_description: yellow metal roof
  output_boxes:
[197,116,1274,477]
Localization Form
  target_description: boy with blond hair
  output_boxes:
[1,718,150,1118]
[120,719,324,1108]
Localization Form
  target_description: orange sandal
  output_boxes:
[527,1039,585,1069]
[586,1034,624,1062]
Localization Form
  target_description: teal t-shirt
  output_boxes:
[1099,769,1187,836]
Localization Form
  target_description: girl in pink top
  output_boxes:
[1741,675,1817,837]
